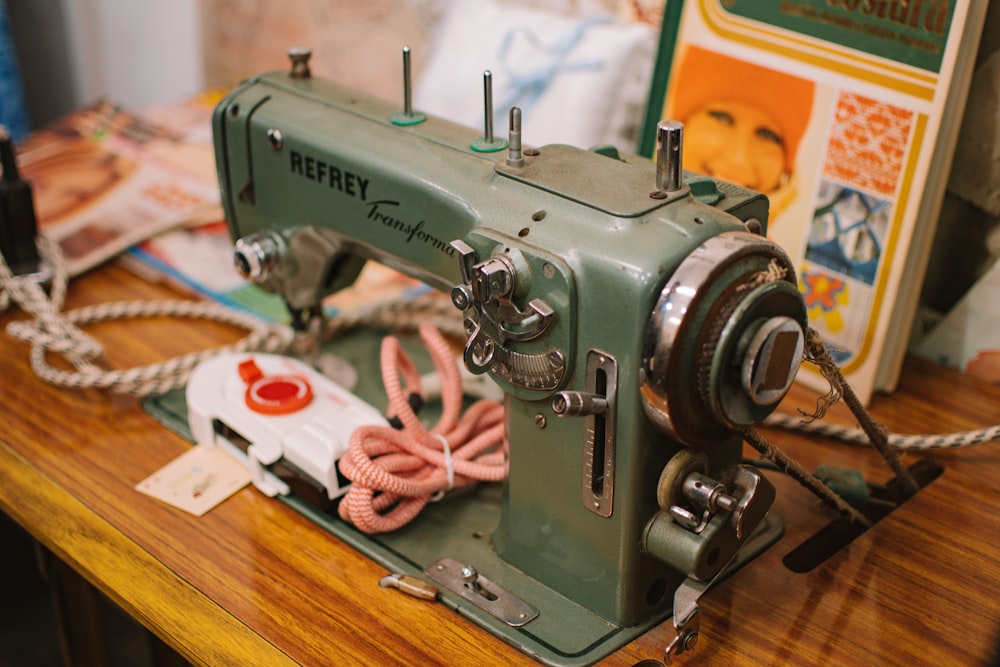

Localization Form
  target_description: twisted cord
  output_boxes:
[735,263,926,508]
[764,412,1000,451]
[801,327,920,495]
[14,300,294,395]
[2,236,294,395]
[338,321,506,534]
[323,291,465,342]
[2,235,469,397]
[741,426,871,527]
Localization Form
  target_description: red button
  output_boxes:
[240,358,314,415]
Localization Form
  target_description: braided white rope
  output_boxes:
[12,300,295,395]
[764,412,1000,451]
[2,236,465,397]
[323,292,466,341]
[1,236,294,396]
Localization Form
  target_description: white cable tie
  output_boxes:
[430,433,454,501]
[437,433,454,490]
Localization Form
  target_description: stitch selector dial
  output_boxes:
[640,231,807,447]
[450,239,565,392]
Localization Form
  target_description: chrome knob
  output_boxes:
[233,231,284,281]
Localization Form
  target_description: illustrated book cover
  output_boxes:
[16,96,222,277]
[642,0,988,403]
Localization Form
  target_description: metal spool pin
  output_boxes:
[471,70,508,152]
[391,46,427,126]
[656,120,684,192]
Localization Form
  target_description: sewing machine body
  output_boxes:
[212,64,806,648]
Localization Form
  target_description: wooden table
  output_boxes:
[2,264,999,666]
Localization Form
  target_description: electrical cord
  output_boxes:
[1,230,465,397]
[337,321,506,534]
[1,235,295,396]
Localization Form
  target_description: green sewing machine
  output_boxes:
[211,49,807,664]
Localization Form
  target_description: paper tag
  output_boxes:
[136,446,251,516]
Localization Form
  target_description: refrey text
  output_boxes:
[289,150,369,200]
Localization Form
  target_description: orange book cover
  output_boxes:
[642,0,988,403]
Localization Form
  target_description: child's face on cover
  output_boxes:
[682,101,788,193]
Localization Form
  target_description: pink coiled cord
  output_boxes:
[338,322,507,533]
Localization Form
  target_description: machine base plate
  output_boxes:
[144,330,783,666]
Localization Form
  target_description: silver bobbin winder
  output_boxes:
[506,107,524,167]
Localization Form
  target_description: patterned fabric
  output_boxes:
[825,92,913,197]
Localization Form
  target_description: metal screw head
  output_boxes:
[451,284,473,311]
[266,128,283,150]
[534,414,547,429]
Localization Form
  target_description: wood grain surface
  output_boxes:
[2,264,999,666]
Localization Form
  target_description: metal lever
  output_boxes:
[379,573,439,601]
[663,570,712,664]
[663,503,764,665]
[425,558,539,627]
[551,391,607,417]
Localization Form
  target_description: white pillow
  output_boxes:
[414,1,656,152]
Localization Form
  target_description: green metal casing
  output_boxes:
[211,70,776,628]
